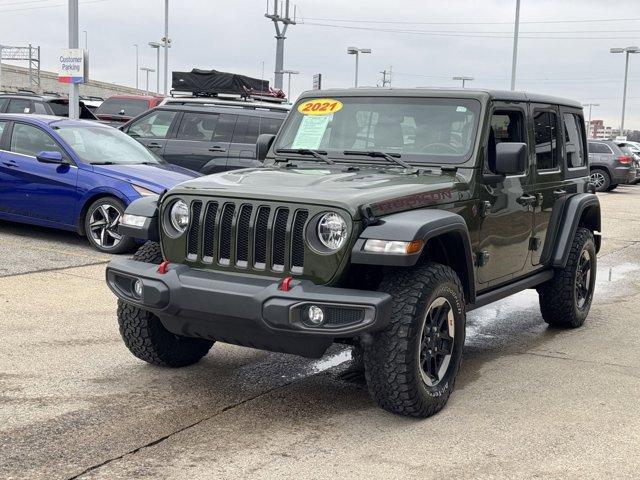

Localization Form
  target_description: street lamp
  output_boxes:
[610,46,639,136]
[280,69,299,101]
[347,47,372,87]
[140,67,155,95]
[133,43,139,90]
[453,76,474,88]
[149,42,161,93]
[583,103,599,139]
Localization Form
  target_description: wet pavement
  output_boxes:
[1,187,639,479]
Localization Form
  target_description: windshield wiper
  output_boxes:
[343,150,412,169]
[91,161,117,165]
[275,148,334,165]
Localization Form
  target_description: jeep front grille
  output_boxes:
[185,199,310,274]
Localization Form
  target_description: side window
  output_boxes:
[176,113,218,141]
[0,121,6,139]
[213,114,236,142]
[533,110,559,170]
[588,143,610,154]
[563,113,585,168]
[232,115,260,144]
[486,109,526,173]
[34,102,48,115]
[10,123,63,157]
[260,116,283,136]
[0,98,8,112]
[128,110,177,139]
[7,99,32,114]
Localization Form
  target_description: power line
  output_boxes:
[301,16,640,25]
[0,0,110,13]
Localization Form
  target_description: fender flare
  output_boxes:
[548,193,601,268]
[117,195,160,241]
[351,209,476,302]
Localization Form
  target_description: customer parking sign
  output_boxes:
[58,49,87,84]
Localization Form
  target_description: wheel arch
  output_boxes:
[351,209,476,302]
[76,188,131,235]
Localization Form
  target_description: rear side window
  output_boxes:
[588,143,612,154]
[232,115,260,143]
[0,121,6,138]
[128,110,177,139]
[213,114,235,142]
[563,113,586,168]
[96,98,149,117]
[0,98,8,112]
[176,112,219,141]
[7,99,32,114]
[34,102,48,114]
[533,110,559,170]
[10,123,63,157]
[260,116,283,136]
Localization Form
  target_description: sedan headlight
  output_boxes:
[169,200,190,234]
[317,212,347,250]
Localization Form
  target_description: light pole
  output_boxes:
[610,46,639,136]
[280,69,299,101]
[510,0,521,91]
[163,0,170,95]
[149,42,161,93]
[133,43,139,90]
[583,103,599,138]
[140,67,155,95]
[347,47,372,87]
[83,30,88,50]
[453,76,474,88]
[68,0,79,119]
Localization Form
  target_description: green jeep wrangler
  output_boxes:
[107,88,600,418]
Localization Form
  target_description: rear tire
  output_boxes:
[538,227,596,328]
[589,169,610,192]
[363,263,466,418]
[117,240,214,367]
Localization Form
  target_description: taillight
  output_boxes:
[618,156,632,164]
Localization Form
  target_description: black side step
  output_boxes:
[468,270,554,312]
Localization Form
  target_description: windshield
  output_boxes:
[274,96,481,165]
[95,98,149,117]
[56,125,162,165]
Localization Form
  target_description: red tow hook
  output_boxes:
[157,261,170,274]
[279,276,293,292]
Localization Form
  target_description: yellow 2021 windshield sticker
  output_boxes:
[297,99,343,115]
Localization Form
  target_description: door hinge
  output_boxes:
[478,200,491,218]
[475,251,491,267]
[529,237,541,251]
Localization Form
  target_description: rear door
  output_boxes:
[228,114,261,169]
[124,109,179,158]
[0,122,78,226]
[162,111,235,173]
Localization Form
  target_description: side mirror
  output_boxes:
[494,142,527,176]
[256,134,276,161]
[36,151,65,164]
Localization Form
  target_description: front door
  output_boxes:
[0,122,78,226]
[162,112,236,174]
[124,109,179,159]
[478,104,535,284]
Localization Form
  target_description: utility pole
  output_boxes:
[265,0,296,90]
[510,0,521,91]
[583,103,599,138]
[163,0,170,95]
[133,43,139,90]
[610,46,639,136]
[379,67,392,87]
[141,67,154,95]
[68,0,79,119]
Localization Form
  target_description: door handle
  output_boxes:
[517,194,536,206]
[208,146,226,152]
[146,142,162,149]
[1,160,17,167]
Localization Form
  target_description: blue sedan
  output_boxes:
[0,114,199,253]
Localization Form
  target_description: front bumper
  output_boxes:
[106,259,392,358]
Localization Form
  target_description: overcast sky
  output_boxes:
[1,0,639,129]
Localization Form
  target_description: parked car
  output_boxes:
[0,114,198,253]
[94,94,164,125]
[587,140,637,192]
[120,104,287,174]
[615,140,640,155]
[79,95,104,112]
[619,145,640,184]
[108,88,600,418]
[0,92,97,119]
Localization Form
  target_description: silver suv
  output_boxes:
[588,140,637,192]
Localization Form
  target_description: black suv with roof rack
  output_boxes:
[120,104,287,174]
[107,88,600,418]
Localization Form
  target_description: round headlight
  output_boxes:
[169,200,190,234]
[317,212,347,250]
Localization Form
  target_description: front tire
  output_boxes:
[84,197,136,254]
[363,263,466,418]
[117,241,214,367]
[538,227,596,328]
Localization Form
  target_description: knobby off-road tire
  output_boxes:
[364,263,466,418]
[117,241,214,367]
[538,227,596,328]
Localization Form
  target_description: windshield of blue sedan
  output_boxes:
[55,125,161,165]
[274,96,481,165]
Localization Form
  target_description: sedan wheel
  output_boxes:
[84,198,136,253]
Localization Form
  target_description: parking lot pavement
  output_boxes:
[1,188,639,480]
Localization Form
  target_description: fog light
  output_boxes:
[307,305,324,325]
[133,279,143,298]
